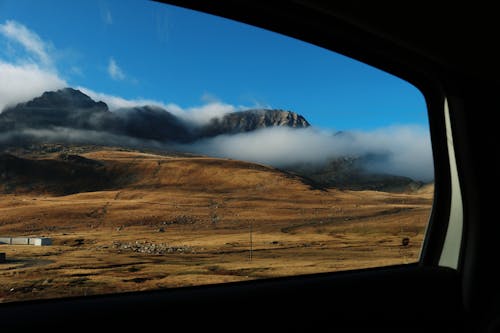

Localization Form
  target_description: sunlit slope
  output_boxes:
[83,149,317,193]
[0,148,329,233]
[0,148,434,302]
[1,149,314,195]
[0,148,433,236]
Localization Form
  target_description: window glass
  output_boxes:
[0,0,433,303]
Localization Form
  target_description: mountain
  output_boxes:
[0,88,309,144]
[0,88,110,131]
[0,88,191,142]
[196,109,310,138]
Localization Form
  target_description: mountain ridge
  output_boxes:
[0,147,326,195]
[0,88,309,143]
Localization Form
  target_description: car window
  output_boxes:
[0,0,433,303]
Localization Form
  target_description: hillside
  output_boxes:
[0,147,318,196]
[0,152,121,195]
[0,146,433,303]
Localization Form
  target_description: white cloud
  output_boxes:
[77,86,169,110]
[108,57,125,80]
[178,102,237,126]
[103,10,113,25]
[181,125,434,182]
[0,61,67,112]
[99,2,113,25]
[78,86,238,126]
[0,20,66,111]
[69,66,83,77]
[0,20,52,68]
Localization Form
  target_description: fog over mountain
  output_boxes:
[181,126,433,183]
[0,88,434,187]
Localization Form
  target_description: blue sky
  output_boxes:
[0,0,427,131]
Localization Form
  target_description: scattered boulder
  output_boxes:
[112,241,193,255]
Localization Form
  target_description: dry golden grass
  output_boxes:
[0,149,433,303]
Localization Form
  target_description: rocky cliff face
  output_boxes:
[197,109,310,138]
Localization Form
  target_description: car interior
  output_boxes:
[1,1,498,331]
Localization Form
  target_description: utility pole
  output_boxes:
[249,219,253,261]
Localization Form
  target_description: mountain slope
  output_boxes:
[0,152,122,195]
[0,147,322,196]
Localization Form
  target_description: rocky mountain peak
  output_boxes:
[23,88,108,111]
[221,109,309,129]
[197,108,310,138]
[0,88,312,144]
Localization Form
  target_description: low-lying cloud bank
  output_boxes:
[176,126,434,182]
[0,123,434,182]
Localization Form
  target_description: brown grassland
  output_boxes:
[0,148,433,303]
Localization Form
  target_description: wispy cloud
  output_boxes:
[0,61,66,112]
[154,11,169,44]
[0,20,66,111]
[78,86,239,126]
[77,86,169,110]
[107,57,125,80]
[102,9,113,25]
[0,20,52,68]
[99,1,113,25]
[69,66,84,77]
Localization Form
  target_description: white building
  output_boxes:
[0,237,52,246]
